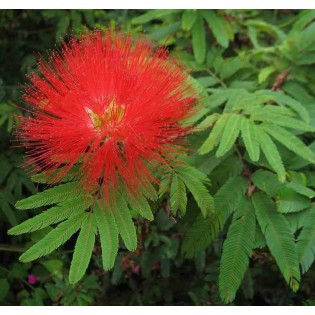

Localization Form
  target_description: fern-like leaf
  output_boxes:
[176,165,214,217]
[251,111,314,132]
[215,176,248,222]
[15,182,83,210]
[216,113,241,157]
[69,213,96,284]
[170,175,187,215]
[262,90,310,122]
[256,127,286,182]
[199,114,229,155]
[219,199,256,304]
[276,187,311,213]
[158,173,172,198]
[195,113,220,130]
[286,182,315,198]
[297,205,315,274]
[240,118,260,162]
[94,201,119,270]
[182,213,220,258]
[139,178,158,201]
[31,165,80,184]
[129,195,154,221]
[112,193,137,251]
[182,176,247,257]
[263,124,315,164]
[19,212,88,262]
[252,170,282,197]
[8,197,91,235]
[252,193,300,291]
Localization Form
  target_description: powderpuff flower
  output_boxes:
[15,30,198,200]
[131,265,140,275]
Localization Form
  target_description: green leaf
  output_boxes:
[205,89,229,111]
[263,124,315,164]
[283,82,314,105]
[31,166,80,184]
[252,170,282,197]
[297,205,315,273]
[202,10,229,48]
[182,213,219,258]
[0,278,9,302]
[265,90,310,122]
[140,178,158,201]
[112,193,137,251]
[94,201,119,271]
[20,212,88,262]
[158,173,172,198]
[276,187,311,213]
[8,197,92,235]
[199,114,229,155]
[15,182,83,210]
[220,57,246,80]
[150,22,181,41]
[195,113,220,130]
[69,213,96,284]
[256,127,286,182]
[131,9,180,24]
[214,176,248,222]
[216,114,241,158]
[182,176,247,257]
[219,199,256,304]
[170,175,187,215]
[192,16,206,64]
[297,52,315,65]
[181,10,197,31]
[252,193,300,291]
[240,118,260,162]
[252,112,314,132]
[176,165,214,217]
[129,195,154,221]
[286,182,315,198]
[258,66,276,84]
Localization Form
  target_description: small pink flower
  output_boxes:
[131,265,140,274]
[153,263,160,271]
[28,274,37,285]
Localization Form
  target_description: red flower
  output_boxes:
[16,30,198,200]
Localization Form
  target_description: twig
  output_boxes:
[206,69,227,89]
[0,244,26,252]
[272,69,291,91]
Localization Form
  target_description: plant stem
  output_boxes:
[0,244,25,252]
[206,69,227,88]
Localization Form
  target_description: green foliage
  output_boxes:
[8,197,92,235]
[170,175,187,215]
[240,118,260,162]
[253,193,300,291]
[297,205,315,274]
[20,212,89,262]
[175,164,214,217]
[256,127,286,182]
[182,176,247,257]
[219,199,256,303]
[94,201,119,270]
[15,182,83,210]
[69,213,97,284]
[111,192,137,251]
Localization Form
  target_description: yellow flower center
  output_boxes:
[86,100,125,130]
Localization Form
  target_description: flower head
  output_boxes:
[16,30,198,200]
[28,274,37,285]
